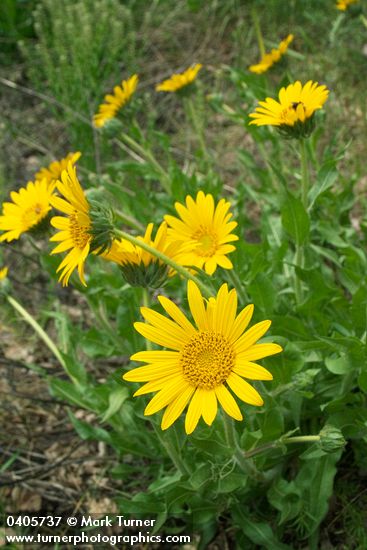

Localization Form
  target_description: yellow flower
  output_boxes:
[93,74,138,128]
[249,80,329,138]
[0,266,8,281]
[156,64,202,93]
[50,163,92,286]
[0,179,55,242]
[336,0,358,10]
[105,222,180,288]
[124,281,282,434]
[35,152,81,187]
[249,34,294,74]
[164,191,238,276]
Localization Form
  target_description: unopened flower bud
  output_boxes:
[319,425,346,453]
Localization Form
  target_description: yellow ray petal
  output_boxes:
[233,361,273,380]
[185,388,204,434]
[215,384,243,421]
[227,373,263,406]
[233,320,272,354]
[161,385,195,430]
[144,376,184,415]
[237,343,283,361]
[201,389,218,426]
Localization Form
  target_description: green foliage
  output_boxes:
[0,0,36,62]
[19,0,136,168]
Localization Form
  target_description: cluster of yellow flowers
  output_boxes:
[0,156,282,433]
[93,64,203,128]
[1,15,338,433]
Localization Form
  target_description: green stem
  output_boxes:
[223,414,264,481]
[294,139,310,305]
[300,139,310,208]
[294,244,303,305]
[6,295,67,372]
[244,434,320,459]
[184,97,209,162]
[116,134,171,193]
[251,8,266,58]
[283,435,320,444]
[114,228,213,298]
[226,269,249,305]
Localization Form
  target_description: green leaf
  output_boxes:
[68,411,112,443]
[217,472,247,494]
[248,272,276,314]
[267,479,302,524]
[61,352,88,386]
[49,379,92,410]
[116,494,166,515]
[296,452,341,534]
[148,472,182,493]
[325,355,350,375]
[189,464,212,490]
[81,327,117,358]
[100,387,129,422]
[281,192,310,245]
[232,504,291,549]
[358,371,367,393]
[308,161,338,209]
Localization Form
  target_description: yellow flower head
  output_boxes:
[336,0,358,10]
[124,281,282,434]
[35,152,81,187]
[93,74,139,128]
[249,34,294,74]
[0,266,8,281]
[0,179,55,242]
[156,64,202,93]
[50,163,92,286]
[164,191,238,276]
[105,222,180,288]
[249,80,329,138]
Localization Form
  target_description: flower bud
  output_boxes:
[319,425,346,453]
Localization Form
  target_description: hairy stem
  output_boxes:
[6,295,68,375]
[223,414,264,481]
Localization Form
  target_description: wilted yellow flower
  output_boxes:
[156,64,202,93]
[50,163,92,286]
[105,222,180,288]
[93,74,138,128]
[35,152,81,187]
[249,34,294,74]
[249,80,329,138]
[124,281,282,434]
[0,266,8,281]
[336,0,358,10]
[164,191,238,276]
[0,179,55,242]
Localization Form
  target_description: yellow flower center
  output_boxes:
[193,228,218,257]
[70,211,91,249]
[180,332,235,389]
[22,203,47,229]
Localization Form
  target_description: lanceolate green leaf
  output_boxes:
[281,192,310,245]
